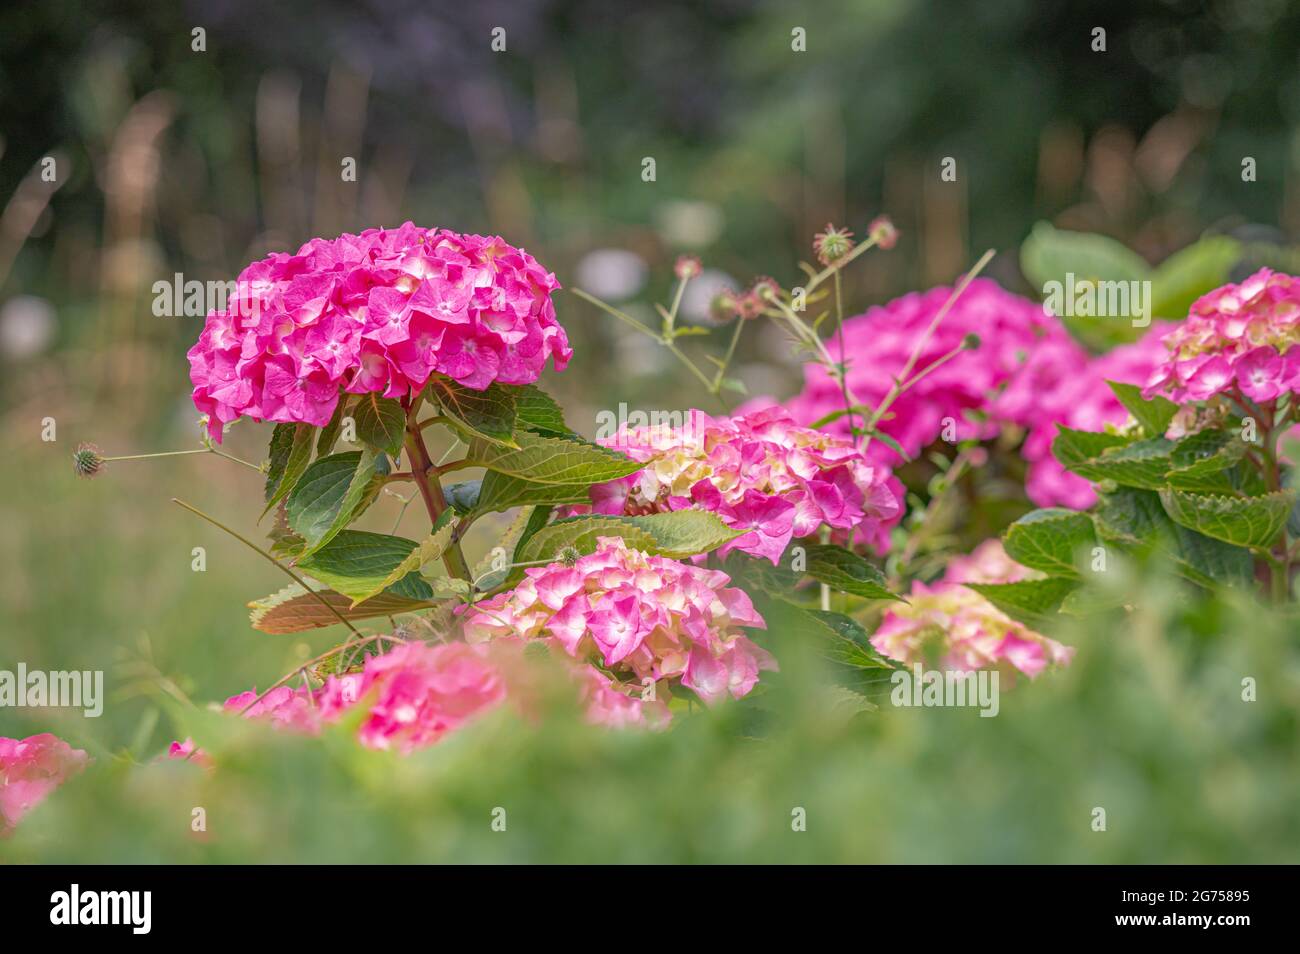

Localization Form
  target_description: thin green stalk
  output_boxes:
[171,498,360,635]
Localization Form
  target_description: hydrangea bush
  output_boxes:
[9,219,1298,838]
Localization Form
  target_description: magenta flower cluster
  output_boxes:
[585,407,901,561]
[462,536,775,712]
[762,279,1167,511]
[1142,268,1300,404]
[187,222,570,441]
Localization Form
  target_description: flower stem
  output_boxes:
[171,498,361,635]
[404,423,472,582]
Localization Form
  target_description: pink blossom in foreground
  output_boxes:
[585,407,900,560]
[1142,269,1300,404]
[0,733,89,836]
[188,223,569,441]
[462,536,774,711]
[871,540,1074,680]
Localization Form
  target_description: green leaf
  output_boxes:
[295,530,435,603]
[807,610,895,670]
[351,392,408,456]
[463,430,644,486]
[262,423,315,518]
[287,450,388,556]
[425,377,518,446]
[1106,380,1177,438]
[803,544,901,601]
[1158,489,1296,550]
[966,578,1077,626]
[1167,429,1247,481]
[1094,487,1254,588]
[516,517,659,566]
[248,582,437,635]
[1002,508,1098,579]
[514,511,741,565]
[614,511,744,559]
[347,511,457,606]
[1149,236,1240,319]
[1020,222,1152,347]
[509,384,572,436]
[315,395,351,458]
[1066,438,1175,490]
[472,471,591,515]
[1051,426,1131,472]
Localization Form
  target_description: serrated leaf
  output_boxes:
[248,582,437,635]
[1094,487,1254,588]
[262,422,314,518]
[463,430,644,485]
[295,530,435,602]
[425,377,518,446]
[352,392,408,456]
[1068,437,1175,489]
[803,544,901,601]
[509,384,572,436]
[1051,425,1131,472]
[613,510,744,559]
[1158,489,1296,550]
[289,449,389,557]
[515,516,660,566]
[808,610,896,670]
[1168,429,1246,478]
[966,578,1077,626]
[347,511,456,606]
[472,470,591,515]
[1107,380,1177,438]
[1003,508,1098,579]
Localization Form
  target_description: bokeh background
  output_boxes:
[2,0,1299,861]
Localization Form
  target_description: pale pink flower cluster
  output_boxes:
[1142,269,1300,404]
[188,223,570,441]
[0,733,89,836]
[585,407,901,561]
[871,540,1074,679]
[462,536,775,711]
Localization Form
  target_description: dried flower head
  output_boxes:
[72,443,104,479]
[814,224,855,266]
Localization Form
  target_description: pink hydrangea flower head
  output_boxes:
[775,279,1063,466]
[585,407,900,561]
[462,536,775,714]
[1143,269,1300,404]
[871,541,1074,681]
[188,223,569,441]
[0,733,89,836]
